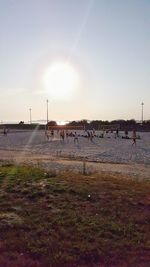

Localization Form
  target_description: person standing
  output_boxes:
[74,132,78,144]
[132,129,136,146]
[125,129,128,139]
[116,128,119,138]
[3,126,7,136]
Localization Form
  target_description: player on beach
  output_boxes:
[45,129,49,140]
[125,129,128,138]
[60,130,65,142]
[3,126,7,136]
[90,131,94,142]
[74,132,78,144]
[51,130,54,139]
[116,128,119,138]
[87,131,90,141]
[132,129,136,146]
[66,130,69,143]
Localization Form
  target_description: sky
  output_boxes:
[0,0,150,123]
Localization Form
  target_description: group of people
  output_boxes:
[45,129,79,143]
[45,128,138,146]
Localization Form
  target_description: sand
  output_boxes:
[0,129,150,179]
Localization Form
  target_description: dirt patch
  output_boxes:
[0,149,150,180]
[0,212,24,229]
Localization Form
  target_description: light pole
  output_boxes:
[29,108,32,124]
[46,99,49,124]
[141,102,144,125]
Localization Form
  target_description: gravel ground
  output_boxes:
[0,130,150,179]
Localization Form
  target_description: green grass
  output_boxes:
[0,165,150,267]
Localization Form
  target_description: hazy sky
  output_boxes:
[0,0,149,122]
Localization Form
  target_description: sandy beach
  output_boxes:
[0,129,150,179]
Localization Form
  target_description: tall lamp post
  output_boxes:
[141,102,144,125]
[29,108,32,124]
[46,99,49,124]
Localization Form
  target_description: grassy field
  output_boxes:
[0,165,150,267]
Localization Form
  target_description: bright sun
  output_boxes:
[43,62,79,99]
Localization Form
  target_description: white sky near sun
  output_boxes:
[0,0,150,122]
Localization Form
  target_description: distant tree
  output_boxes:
[90,120,102,129]
[143,120,150,125]
[67,120,89,127]
[65,119,143,130]
[66,121,78,126]
[127,119,136,124]
[78,120,89,126]
[47,121,57,126]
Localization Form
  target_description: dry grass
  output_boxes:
[0,165,150,267]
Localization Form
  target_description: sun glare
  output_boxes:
[43,62,79,99]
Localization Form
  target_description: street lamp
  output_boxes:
[29,108,32,124]
[46,99,49,124]
[141,102,144,125]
